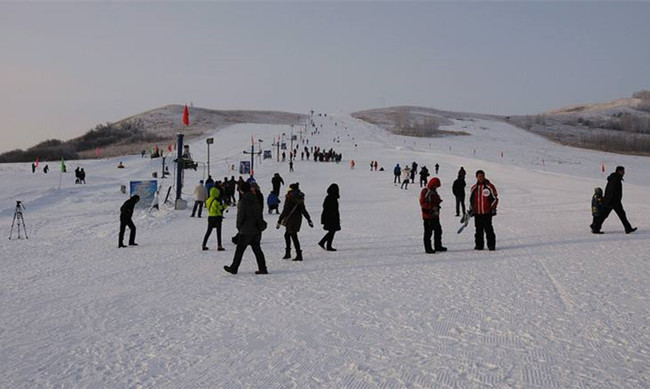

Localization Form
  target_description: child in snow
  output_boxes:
[267,191,281,214]
[590,187,604,233]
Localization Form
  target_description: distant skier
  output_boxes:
[469,170,498,251]
[271,173,285,194]
[277,183,313,261]
[435,163,440,175]
[590,187,604,234]
[410,162,418,183]
[202,186,227,251]
[591,166,636,234]
[43,164,49,174]
[401,166,411,190]
[31,163,36,173]
[318,183,340,251]
[223,182,268,275]
[419,166,430,188]
[394,164,401,184]
[191,180,207,218]
[118,194,140,248]
[289,160,294,172]
[79,168,86,184]
[420,177,446,254]
[452,172,466,217]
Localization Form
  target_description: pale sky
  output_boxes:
[1,1,649,153]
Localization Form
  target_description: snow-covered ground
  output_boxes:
[1,113,648,388]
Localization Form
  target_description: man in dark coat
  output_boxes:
[452,173,466,216]
[318,183,340,251]
[224,182,268,275]
[118,195,140,248]
[419,166,430,188]
[410,162,418,183]
[591,166,636,234]
[277,183,313,261]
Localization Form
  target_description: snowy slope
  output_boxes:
[0,113,648,388]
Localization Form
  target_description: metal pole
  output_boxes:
[250,143,254,177]
[176,133,184,201]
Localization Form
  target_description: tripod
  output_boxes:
[9,201,28,240]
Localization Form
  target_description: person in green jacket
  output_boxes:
[202,187,228,251]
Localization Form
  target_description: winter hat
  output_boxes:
[427,177,441,189]
[199,180,204,184]
[616,166,625,173]
[594,187,603,196]
[240,182,251,193]
[289,182,300,191]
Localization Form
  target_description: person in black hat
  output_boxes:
[591,166,636,234]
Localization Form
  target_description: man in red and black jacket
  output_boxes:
[420,177,447,254]
[469,170,498,251]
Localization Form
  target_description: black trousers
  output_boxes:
[394,174,401,183]
[119,218,136,245]
[191,201,203,217]
[455,195,466,216]
[420,177,427,187]
[593,203,632,232]
[202,216,223,247]
[229,233,267,272]
[423,219,442,252]
[319,230,336,248]
[474,214,495,250]
[284,231,301,252]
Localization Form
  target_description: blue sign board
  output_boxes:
[130,180,158,209]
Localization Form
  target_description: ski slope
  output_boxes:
[1,113,648,388]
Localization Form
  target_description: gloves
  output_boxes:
[276,223,281,229]
[308,220,314,228]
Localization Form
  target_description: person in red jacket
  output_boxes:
[469,170,498,251]
[420,177,447,254]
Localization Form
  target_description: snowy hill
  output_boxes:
[1,113,648,388]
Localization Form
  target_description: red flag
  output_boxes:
[168,144,172,153]
[182,105,190,126]
[601,162,605,173]
[35,157,39,168]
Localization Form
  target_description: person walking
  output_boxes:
[420,177,446,254]
[271,173,285,195]
[223,182,268,274]
[410,162,418,183]
[289,160,294,172]
[435,163,440,175]
[79,168,86,184]
[318,183,340,251]
[191,180,207,218]
[118,195,140,248]
[591,166,636,234]
[393,164,401,184]
[469,170,498,251]
[202,186,228,251]
[277,183,314,261]
[401,166,411,189]
[452,172,466,217]
[419,166,430,188]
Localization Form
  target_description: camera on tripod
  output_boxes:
[10,200,28,240]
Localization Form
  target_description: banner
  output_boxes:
[263,150,273,159]
[130,180,158,209]
[239,161,251,175]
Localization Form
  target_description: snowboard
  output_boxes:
[457,211,472,234]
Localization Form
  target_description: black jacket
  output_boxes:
[603,172,623,208]
[237,192,264,235]
[120,195,140,220]
[271,175,284,193]
[321,184,341,232]
[452,177,466,197]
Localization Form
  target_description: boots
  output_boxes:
[282,247,292,259]
[292,250,303,261]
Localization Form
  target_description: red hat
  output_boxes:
[427,177,441,189]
